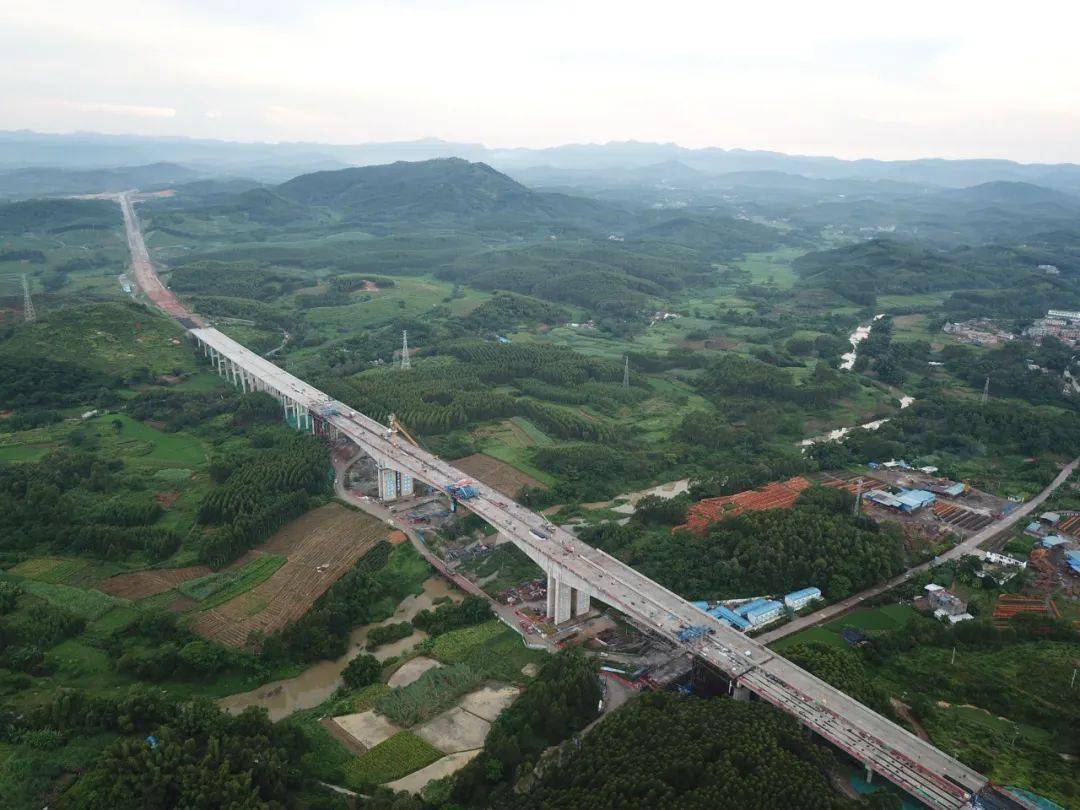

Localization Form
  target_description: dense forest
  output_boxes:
[514,692,853,809]
[582,487,906,600]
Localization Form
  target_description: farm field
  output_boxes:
[770,604,918,652]
[450,452,546,497]
[98,563,212,600]
[189,503,388,646]
[345,730,444,785]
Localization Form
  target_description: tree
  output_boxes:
[342,653,381,689]
[178,640,225,676]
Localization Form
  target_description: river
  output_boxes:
[218,576,459,722]
[801,314,914,447]
[840,313,884,370]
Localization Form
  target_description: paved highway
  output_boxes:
[116,193,986,809]
[759,457,1079,646]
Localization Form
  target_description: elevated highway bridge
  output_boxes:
[119,193,987,809]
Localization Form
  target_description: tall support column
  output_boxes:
[554,577,573,625]
[546,574,556,619]
[377,465,398,501]
[574,587,591,617]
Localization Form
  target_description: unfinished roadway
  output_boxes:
[115,192,987,809]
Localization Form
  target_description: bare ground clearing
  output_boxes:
[451,453,544,497]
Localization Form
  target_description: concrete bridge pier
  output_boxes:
[376,464,414,501]
[545,572,592,625]
[729,679,752,701]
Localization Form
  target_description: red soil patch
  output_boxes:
[992,594,1057,628]
[388,530,408,546]
[676,476,813,535]
[154,491,180,509]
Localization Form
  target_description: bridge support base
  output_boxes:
[545,573,591,625]
[729,680,751,702]
[376,464,414,501]
[865,764,873,784]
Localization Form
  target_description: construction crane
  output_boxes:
[388,413,427,451]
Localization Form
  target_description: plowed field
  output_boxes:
[190,503,387,647]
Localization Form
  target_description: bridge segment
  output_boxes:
[187,327,984,809]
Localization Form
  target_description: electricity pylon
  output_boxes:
[400,330,411,370]
[21,275,36,322]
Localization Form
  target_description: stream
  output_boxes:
[800,314,914,447]
[218,577,458,722]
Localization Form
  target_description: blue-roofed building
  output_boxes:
[1041,535,1068,549]
[896,489,936,512]
[1025,521,1044,537]
[744,600,784,627]
[691,600,710,612]
[784,587,822,610]
[1066,550,1080,576]
[734,597,771,618]
[708,604,750,631]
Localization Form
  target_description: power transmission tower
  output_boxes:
[21,275,36,322]
[400,330,411,370]
[623,355,629,389]
[981,376,990,405]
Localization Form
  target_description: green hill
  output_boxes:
[275,157,614,227]
[793,239,1031,304]
[0,301,195,376]
[0,198,119,235]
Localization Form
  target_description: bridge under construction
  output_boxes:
[117,192,989,809]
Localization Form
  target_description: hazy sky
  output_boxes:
[2,0,1079,162]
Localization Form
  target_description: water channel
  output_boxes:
[218,576,459,722]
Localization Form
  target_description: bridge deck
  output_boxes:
[187,325,984,809]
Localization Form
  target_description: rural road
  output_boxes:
[330,452,557,652]
[758,456,1079,645]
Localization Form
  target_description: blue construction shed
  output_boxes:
[744,600,784,627]
[734,597,770,617]
[1067,550,1080,576]
[708,604,749,631]
[896,489,936,512]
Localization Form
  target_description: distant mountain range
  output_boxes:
[0,161,199,200]
[3,130,1080,192]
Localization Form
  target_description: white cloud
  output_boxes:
[1,0,1079,161]
[63,101,176,118]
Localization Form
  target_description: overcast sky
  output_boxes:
[2,0,1079,163]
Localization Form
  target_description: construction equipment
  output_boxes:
[447,478,479,500]
[677,625,713,642]
[388,413,424,448]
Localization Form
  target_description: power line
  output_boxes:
[21,275,36,322]
[623,355,629,389]
[400,329,411,370]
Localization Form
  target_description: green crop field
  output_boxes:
[770,604,917,653]
[429,619,506,664]
[345,730,443,785]
[179,554,286,608]
[7,577,123,621]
